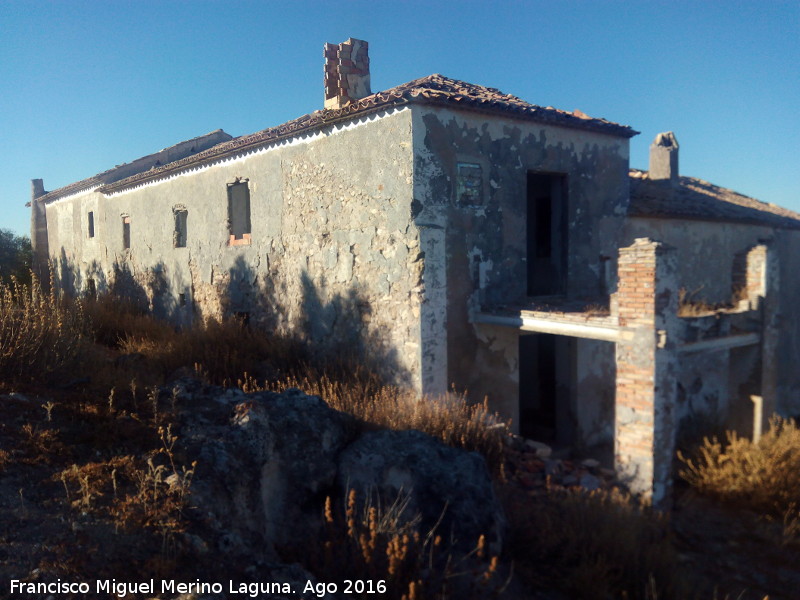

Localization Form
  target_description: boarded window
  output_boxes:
[122,216,131,250]
[173,208,187,248]
[456,162,483,206]
[87,212,95,238]
[227,181,251,240]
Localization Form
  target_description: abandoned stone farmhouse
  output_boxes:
[29,39,800,506]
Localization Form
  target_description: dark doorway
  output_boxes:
[519,333,573,443]
[526,172,567,296]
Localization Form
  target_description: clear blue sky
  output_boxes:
[1,0,798,237]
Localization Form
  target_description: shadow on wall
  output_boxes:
[223,255,409,385]
[52,253,410,385]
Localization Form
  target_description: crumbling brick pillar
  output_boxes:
[732,244,767,308]
[324,38,371,109]
[615,238,679,508]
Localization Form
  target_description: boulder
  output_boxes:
[177,383,356,558]
[336,429,504,554]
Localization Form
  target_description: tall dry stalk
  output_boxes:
[0,274,88,381]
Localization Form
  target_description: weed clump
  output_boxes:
[292,489,505,600]
[0,275,88,383]
[679,416,800,518]
[503,484,686,600]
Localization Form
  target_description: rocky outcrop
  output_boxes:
[169,378,503,562]
[337,429,504,553]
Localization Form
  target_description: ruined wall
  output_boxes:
[624,217,776,304]
[412,104,630,415]
[626,217,800,425]
[44,108,423,387]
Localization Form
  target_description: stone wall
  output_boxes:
[44,108,423,388]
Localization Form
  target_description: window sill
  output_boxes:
[228,233,252,247]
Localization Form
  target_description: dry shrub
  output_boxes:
[0,275,88,382]
[679,416,800,518]
[503,485,686,600]
[294,489,504,600]
[273,371,507,475]
[118,317,280,384]
[57,427,195,533]
[677,287,738,317]
[83,293,174,348]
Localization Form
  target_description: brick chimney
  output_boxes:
[649,132,679,186]
[324,38,371,109]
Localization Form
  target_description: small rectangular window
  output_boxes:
[122,216,131,250]
[87,212,95,238]
[456,162,483,206]
[174,209,187,248]
[179,292,187,307]
[87,278,96,299]
[227,181,251,244]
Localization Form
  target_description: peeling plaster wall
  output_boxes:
[44,109,422,388]
[412,105,630,431]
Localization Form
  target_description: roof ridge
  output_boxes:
[40,75,636,202]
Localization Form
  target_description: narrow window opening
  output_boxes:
[227,181,251,244]
[122,216,131,250]
[174,208,188,248]
[87,212,95,238]
[179,293,187,307]
[87,278,96,299]
[526,172,567,296]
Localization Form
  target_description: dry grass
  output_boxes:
[0,275,89,382]
[679,416,800,543]
[677,286,745,317]
[268,371,508,476]
[83,294,174,348]
[291,488,505,600]
[503,484,687,600]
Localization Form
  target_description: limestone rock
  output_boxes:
[178,383,356,558]
[336,429,504,554]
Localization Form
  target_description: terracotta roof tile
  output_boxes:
[629,169,800,230]
[42,74,635,197]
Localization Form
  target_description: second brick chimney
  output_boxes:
[324,38,371,109]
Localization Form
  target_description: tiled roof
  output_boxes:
[37,130,233,204]
[41,74,636,199]
[629,169,800,230]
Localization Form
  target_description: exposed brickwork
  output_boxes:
[732,244,767,306]
[324,38,371,109]
[615,238,679,508]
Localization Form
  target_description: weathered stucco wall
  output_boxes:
[412,104,630,426]
[45,108,424,388]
